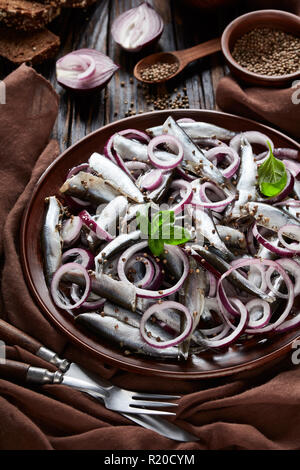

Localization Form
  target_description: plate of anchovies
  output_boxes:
[21,109,300,379]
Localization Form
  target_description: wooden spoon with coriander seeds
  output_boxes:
[134,37,221,84]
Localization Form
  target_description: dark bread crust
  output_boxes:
[0,0,61,31]
[0,27,60,63]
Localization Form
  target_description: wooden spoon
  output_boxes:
[134,37,221,84]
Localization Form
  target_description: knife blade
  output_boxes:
[0,319,198,442]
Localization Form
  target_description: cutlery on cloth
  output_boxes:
[0,320,199,441]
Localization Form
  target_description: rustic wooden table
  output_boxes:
[0,0,248,151]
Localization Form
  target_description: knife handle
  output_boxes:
[0,320,70,372]
[0,359,30,382]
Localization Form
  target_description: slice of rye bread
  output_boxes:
[0,0,61,31]
[0,27,60,64]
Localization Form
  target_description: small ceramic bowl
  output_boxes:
[221,9,300,86]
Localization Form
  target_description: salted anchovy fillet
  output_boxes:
[113,133,174,163]
[42,196,64,285]
[226,137,258,220]
[96,196,128,236]
[160,117,235,194]
[59,171,119,204]
[178,259,206,359]
[193,208,234,262]
[191,244,275,303]
[94,230,141,273]
[147,121,236,140]
[216,225,247,250]
[64,270,136,311]
[89,152,145,203]
[244,202,300,231]
[75,312,178,358]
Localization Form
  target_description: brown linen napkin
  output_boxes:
[216,75,300,140]
[1,65,300,450]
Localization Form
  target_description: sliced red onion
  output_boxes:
[170,179,193,215]
[275,310,300,332]
[140,301,193,349]
[61,216,82,247]
[118,241,189,299]
[175,166,196,182]
[245,299,271,330]
[148,135,183,170]
[207,271,217,297]
[126,253,155,289]
[230,131,274,155]
[274,199,300,208]
[79,210,114,242]
[205,145,240,178]
[252,223,294,258]
[256,148,299,161]
[191,180,235,211]
[269,258,300,298]
[140,169,163,191]
[202,298,248,348]
[56,49,119,92]
[67,163,91,180]
[63,194,90,210]
[111,2,164,52]
[278,224,300,254]
[217,258,294,333]
[62,248,94,270]
[51,263,90,310]
[282,159,300,177]
[118,128,150,144]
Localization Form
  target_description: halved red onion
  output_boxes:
[140,301,193,349]
[118,241,189,299]
[148,135,183,170]
[79,210,114,242]
[111,2,164,52]
[217,258,294,333]
[202,298,248,348]
[278,224,300,254]
[56,49,119,92]
[205,145,240,178]
[170,179,193,215]
[140,169,163,191]
[245,299,271,330]
[252,223,294,257]
[51,263,90,310]
[62,248,94,270]
[61,216,82,247]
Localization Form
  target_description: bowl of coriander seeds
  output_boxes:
[221,9,300,86]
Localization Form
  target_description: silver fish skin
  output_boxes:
[147,171,173,204]
[216,225,247,250]
[42,196,63,285]
[193,207,234,262]
[147,121,236,140]
[64,270,136,311]
[161,117,235,193]
[113,133,173,163]
[75,312,178,358]
[59,171,119,204]
[94,230,141,272]
[245,202,300,231]
[226,137,258,220]
[89,152,145,203]
[96,196,128,236]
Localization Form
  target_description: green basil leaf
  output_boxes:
[163,225,191,246]
[148,237,165,257]
[152,210,175,232]
[258,141,287,197]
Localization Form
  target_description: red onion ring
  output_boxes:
[252,223,294,258]
[148,135,183,170]
[170,179,193,215]
[205,145,240,178]
[62,248,94,270]
[230,131,274,155]
[278,224,300,254]
[245,299,271,330]
[140,169,163,191]
[51,263,91,310]
[191,180,235,211]
[118,241,189,299]
[126,253,155,289]
[61,216,82,247]
[140,301,193,349]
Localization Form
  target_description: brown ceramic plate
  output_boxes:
[20,110,300,379]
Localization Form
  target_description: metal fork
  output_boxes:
[1,359,180,416]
